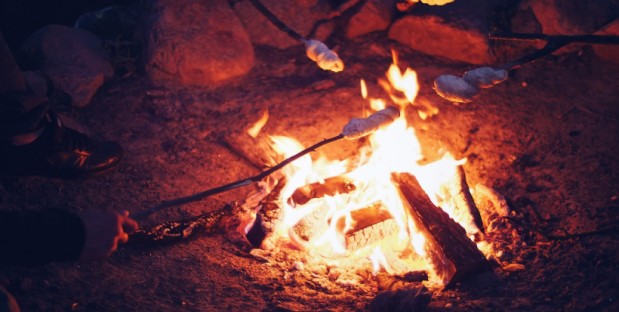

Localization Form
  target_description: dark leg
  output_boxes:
[0,30,48,142]
[0,30,26,93]
[0,30,123,179]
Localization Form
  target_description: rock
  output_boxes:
[510,3,542,34]
[17,24,114,107]
[75,5,139,41]
[370,285,432,312]
[522,0,618,35]
[141,0,254,87]
[593,18,619,64]
[232,0,334,49]
[388,1,503,65]
[508,4,546,51]
[512,0,619,55]
[21,71,48,96]
[346,0,398,38]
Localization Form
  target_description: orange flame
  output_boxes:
[260,51,483,286]
[247,110,269,138]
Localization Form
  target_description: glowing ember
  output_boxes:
[249,52,495,286]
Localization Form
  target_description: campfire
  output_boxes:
[228,52,512,288]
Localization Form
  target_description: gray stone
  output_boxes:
[142,0,254,87]
[232,0,334,49]
[388,1,500,65]
[18,24,114,107]
[522,0,618,35]
[346,0,398,38]
[512,0,619,55]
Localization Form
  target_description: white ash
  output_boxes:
[342,106,400,140]
[433,75,480,103]
[304,39,344,73]
[463,67,508,89]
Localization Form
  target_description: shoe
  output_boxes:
[0,110,123,179]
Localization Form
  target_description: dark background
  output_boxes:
[1,0,137,50]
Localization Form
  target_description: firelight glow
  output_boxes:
[254,54,484,286]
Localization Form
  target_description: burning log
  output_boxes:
[222,130,278,169]
[393,172,489,286]
[290,176,356,205]
[346,219,399,251]
[290,183,401,251]
[246,177,287,248]
[343,204,399,251]
[370,285,432,312]
[441,165,485,237]
[289,198,400,251]
[472,183,510,229]
[128,204,235,246]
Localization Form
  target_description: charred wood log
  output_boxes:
[455,166,484,234]
[370,285,432,312]
[221,130,278,170]
[343,203,399,251]
[128,204,235,246]
[441,166,485,236]
[345,218,399,251]
[290,176,356,205]
[290,198,401,251]
[393,173,489,286]
[245,178,287,248]
[472,183,510,230]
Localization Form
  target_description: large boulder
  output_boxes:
[142,0,254,87]
[346,0,398,38]
[511,0,619,55]
[522,0,618,35]
[232,0,334,49]
[388,1,505,65]
[593,18,619,64]
[17,24,114,107]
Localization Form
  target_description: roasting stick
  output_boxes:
[134,107,400,220]
[434,33,619,103]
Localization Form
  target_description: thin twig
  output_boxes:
[505,216,619,241]
[489,33,619,45]
[558,105,619,122]
[544,226,619,240]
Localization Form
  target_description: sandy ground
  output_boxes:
[1,34,618,311]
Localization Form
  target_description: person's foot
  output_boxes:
[0,110,122,179]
